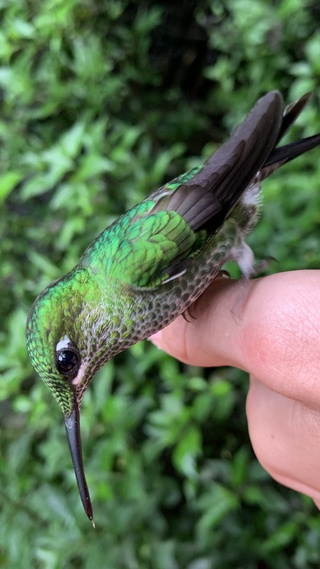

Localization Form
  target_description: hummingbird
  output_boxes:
[26,91,320,525]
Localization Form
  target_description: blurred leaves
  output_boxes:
[1,0,320,568]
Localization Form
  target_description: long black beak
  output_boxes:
[64,403,95,527]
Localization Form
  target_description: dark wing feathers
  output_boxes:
[180,190,223,229]
[151,91,284,234]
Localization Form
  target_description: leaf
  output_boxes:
[0,172,22,202]
[173,425,202,478]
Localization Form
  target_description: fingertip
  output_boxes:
[148,330,163,349]
[150,278,243,367]
[149,316,190,363]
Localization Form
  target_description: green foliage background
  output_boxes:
[1,0,320,567]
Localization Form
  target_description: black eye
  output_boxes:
[56,349,80,377]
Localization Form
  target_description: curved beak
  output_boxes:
[64,403,95,527]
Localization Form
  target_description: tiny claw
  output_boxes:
[182,305,197,322]
[91,518,96,529]
[253,256,277,275]
[217,269,231,279]
[182,309,192,323]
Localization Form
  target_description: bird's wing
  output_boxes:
[80,194,206,288]
[81,91,284,288]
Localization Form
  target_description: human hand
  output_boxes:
[150,270,320,507]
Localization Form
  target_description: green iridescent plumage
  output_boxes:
[81,200,201,287]
[26,91,320,524]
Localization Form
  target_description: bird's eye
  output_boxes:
[56,349,80,377]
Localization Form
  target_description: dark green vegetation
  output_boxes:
[1,0,320,567]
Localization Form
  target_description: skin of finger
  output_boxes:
[247,377,320,505]
[151,270,320,409]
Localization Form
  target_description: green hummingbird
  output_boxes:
[26,91,320,525]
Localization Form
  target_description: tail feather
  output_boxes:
[275,92,312,143]
[265,133,320,168]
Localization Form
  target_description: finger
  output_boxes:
[150,270,320,408]
[247,377,320,506]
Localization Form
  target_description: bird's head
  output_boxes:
[26,268,108,525]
